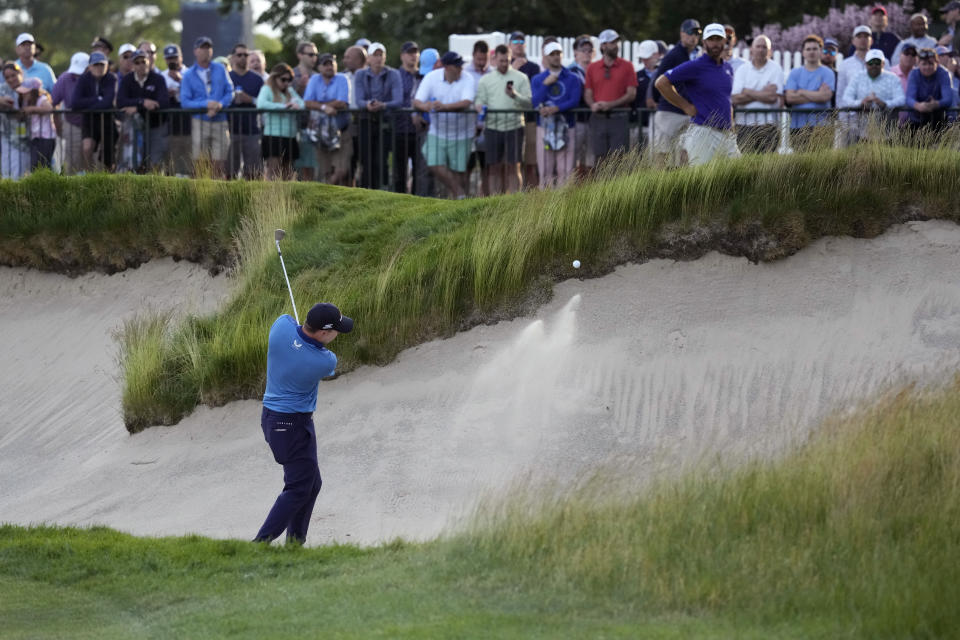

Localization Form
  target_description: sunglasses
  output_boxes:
[684,29,702,36]
[121,54,132,59]
[133,59,147,65]
[510,39,524,44]
[822,49,837,55]
[866,60,882,66]
[918,52,936,59]
[302,52,318,57]
[234,52,248,57]
[278,76,293,83]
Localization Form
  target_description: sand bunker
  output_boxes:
[3,221,960,546]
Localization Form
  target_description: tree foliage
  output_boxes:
[0,0,180,70]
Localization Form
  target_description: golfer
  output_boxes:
[253,302,354,545]
[654,23,740,166]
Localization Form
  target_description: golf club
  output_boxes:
[274,229,299,324]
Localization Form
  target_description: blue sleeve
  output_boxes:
[938,70,954,108]
[555,74,581,111]
[665,59,696,84]
[906,70,918,108]
[531,73,547,107]
[386,70,402,108]
[303,75,318,102]
[116,74,136,107]
[336,75,349,102]
[71,76,95,109]
[785,69,799,92]
[355,70,369,107]
[821,67,835,91]
[180,72,206,109]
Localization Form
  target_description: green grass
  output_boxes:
[2,382,958,638]
[4,145,960,431]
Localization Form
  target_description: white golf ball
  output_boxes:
[572,260,581,269]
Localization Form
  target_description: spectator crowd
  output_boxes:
[2,4,960,196]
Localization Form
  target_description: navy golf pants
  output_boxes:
[255,407,323,544]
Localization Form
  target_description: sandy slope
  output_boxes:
[2,221,960,546]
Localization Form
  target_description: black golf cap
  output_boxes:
[306,303,354,333]
[681,19,702,34]
[441,51,464,66]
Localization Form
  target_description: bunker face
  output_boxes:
[2,221,960,545]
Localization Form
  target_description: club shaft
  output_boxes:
[276,240,299,324]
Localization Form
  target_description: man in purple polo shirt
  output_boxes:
[655,23,740,166]
[50,52,88,174]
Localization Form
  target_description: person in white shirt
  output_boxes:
[413,51,476,199]
[838,25,886,103]
[730,35,783,153]
[891,14,939,65]
[840,48,904,142]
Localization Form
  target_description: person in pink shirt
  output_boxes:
[891,42,917,124]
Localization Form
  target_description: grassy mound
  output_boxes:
[2,146,960,431]
[2,383,957,637]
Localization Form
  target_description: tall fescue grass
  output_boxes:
[2,383,957,636]
[457,382,960,636]
[4,145,960,431]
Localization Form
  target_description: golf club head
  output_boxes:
[274,229,286,242]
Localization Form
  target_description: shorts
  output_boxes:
[191,119,230,162]
[680,124,741,166]
[652,110,690,154]
[294,132,319,169]
[423,135,470,172]
[261,135,300,162]
[485,127,523,165]
[523,120,538,165]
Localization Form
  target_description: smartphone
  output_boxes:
[506,81,514,89]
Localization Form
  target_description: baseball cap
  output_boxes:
[368,42,386,56]
[119,43,136,57]
[68,52,90,75]
[419,48,439,75]
[15,33,34,46]
[15,77,41,93]
[942,1,960,11]
[824,38,840,49]
[598,29,620,44]
[306,303,354,333]
[401,41,419,53]
[865,48,885,63]
[91,36,114,52]
[194,36,213,49]
[703,23,726,40]
[355,37,371,48]
[872,5,887,14]
[901,42,919,54]
[936,44,953,54]
[318,52,335,64]
[853,25,872,37]
[681,19,702,35]
[574,35,593,48]
[89,51,108,66]
[637,40,658,59]
[132,49,148,61]
[544,41,563,56]
[910,12,928,21]
[163,44,181,58]
[509,31,525,43]
[441,50,464,66]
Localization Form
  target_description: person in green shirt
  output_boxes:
[257,63,305,180]
[475,44,532,193]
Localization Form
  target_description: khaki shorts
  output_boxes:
[652,110,690,154]
[523,120,538,165]
[191,119,230,163]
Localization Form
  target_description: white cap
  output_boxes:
[853,25,872,37]
[865,48,885,63]
[637,40,658,59]
[703,23,727,40]
[119,43,136,56]
[368,42,386,56]
[598,29,620,44]
[68,52,90,75]
[544,41,563,56]
[16,33,34,46]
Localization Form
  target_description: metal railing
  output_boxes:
[1,106,957,194]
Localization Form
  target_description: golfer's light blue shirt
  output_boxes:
[263,315,337,413]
